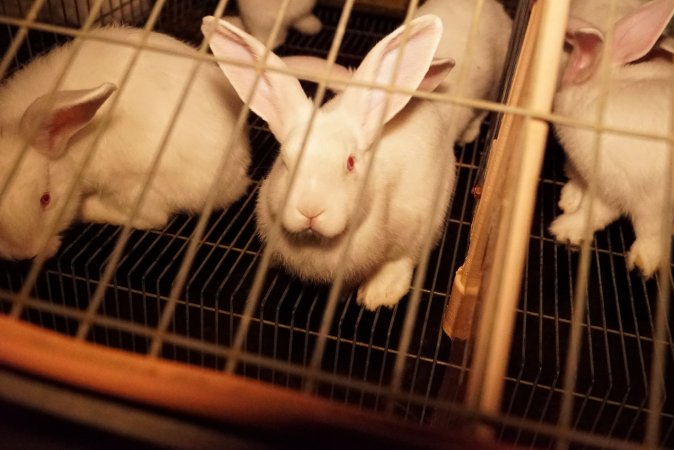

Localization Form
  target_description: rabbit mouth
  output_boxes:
[282,228,343,247]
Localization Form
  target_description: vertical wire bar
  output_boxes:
[70,0,189,340]
[8,0,120,320]
[296,3,374,393]
[146,0,254,357]
[556,2,622,448]
[430,139,485,420]
[223,0,353,375]
[454,0,542,416]
[643,58,674,450]
[302,0,420,394]
[0,0,47,79]
[465,0,570,430]
[388,0,489,411]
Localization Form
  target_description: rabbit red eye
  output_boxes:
[40,192,51,207]
[346,155,355,172]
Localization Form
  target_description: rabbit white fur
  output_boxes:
[3,0,151,25]
[413,0,512,144]
[0,27,251,260]
[204,1,510,310]
[204,15,454,310]
[550,0,674,277]
[569,0,647,31]
[227,0,321,49]
[558,0,664,211]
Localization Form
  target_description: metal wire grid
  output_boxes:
[0,2,489,426]
[10,2,670,448]
[0,0,152,25]
[496,134,674,448]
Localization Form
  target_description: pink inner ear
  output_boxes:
[612,0,674,64]
[562,31,604,87]
[45,106,86,151]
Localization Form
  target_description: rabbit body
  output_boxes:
[550,0,674,276]
[206,15,455,310]
[255,92,455,310]
[0,26,251,260]
[236,0,321,49]
[415,0,512,143]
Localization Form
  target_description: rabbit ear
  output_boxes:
[280,55,354,92]
[611,0,674,65]
[19,83,116,158]
[282,56,454,94]
[338,15,444,148]
[561,23,604,87]
[418,57,455,92]
[203,16,310,142]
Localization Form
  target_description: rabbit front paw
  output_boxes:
[357,258,413,311]
[293,14,322,35]
[558,180,584,214]
[458,111,487,144]
[627,237,662,278]
[549,212,588,246]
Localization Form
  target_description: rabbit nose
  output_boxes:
[298,207,325,226]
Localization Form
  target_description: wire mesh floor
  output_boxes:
[0,5,481,425]
[501,134,674,449]
[3,2,672,448]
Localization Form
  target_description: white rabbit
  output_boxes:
[224,0,321,50]
[203,15,454,310]
[550,0,674,277]
[203,1,510,310]
[0,26,251,260]
[2,0,151,26]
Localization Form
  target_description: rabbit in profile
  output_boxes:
[204,15,456,310]
[550,0,674,276]
[0,27,251,260]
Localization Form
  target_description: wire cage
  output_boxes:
[0,0,672,449]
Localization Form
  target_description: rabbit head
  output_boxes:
[0,83,115,260]
[202,15,451,243]
[562,0,674,88]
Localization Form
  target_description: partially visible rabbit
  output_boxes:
[569,0,647,31]
[224,0,321,49]
[2,0,151,26]
[0,27,251,260]
[413,0,512,143]
[556,0,649,91]
[279,0,513,144]
[203,15,456,310]
[558,0,650,212]
[550,0,674,276]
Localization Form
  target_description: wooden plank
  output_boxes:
[0,315,514,449]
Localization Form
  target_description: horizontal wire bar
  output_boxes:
[5,289,670,424]
[0,305,666,450]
